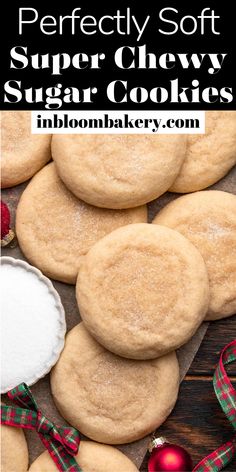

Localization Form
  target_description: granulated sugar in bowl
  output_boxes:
[0,257,66,393]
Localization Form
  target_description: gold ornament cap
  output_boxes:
[1,229,15,247]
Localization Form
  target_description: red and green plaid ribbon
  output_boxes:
[193,340,236,472]
[0,383,82,472]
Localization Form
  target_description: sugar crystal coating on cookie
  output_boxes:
[52,134,186,208]
[1,111,51,188]
[51,323,180,444]
[76,223,209,359]
[170,111,236,193]
[153,190,236,320]
[16,163,147,284]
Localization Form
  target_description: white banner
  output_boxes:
[32,110,205,134]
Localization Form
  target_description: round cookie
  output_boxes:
[76,224,209,359]
[29,441,139,472]
[1,111,51,188]
[51,323,180,444]
[16,163,147,284]
[170,111,236,193]
[1,423,28,472]
[52,134,186,209]
[153,190,236,320]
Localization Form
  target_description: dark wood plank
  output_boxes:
[140,379,236,471]
[189,316,236,376]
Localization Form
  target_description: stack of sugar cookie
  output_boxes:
[1,110,236,469]
[1,420,139,472]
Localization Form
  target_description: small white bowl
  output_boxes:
[1,256,66,393]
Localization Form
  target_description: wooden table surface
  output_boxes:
[140,315,236,471]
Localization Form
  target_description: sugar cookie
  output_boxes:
[170,111,236,193]
[16,163,147,284]
[76,224,209,359]
[51,323,179,444]
[52,134,186,209]
[1,423,28,472]
[153,190,236,320]
[29,441,139,471]
[1,111,51,188]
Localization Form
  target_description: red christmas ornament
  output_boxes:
[148,437,193,472]
[1,201,15,247]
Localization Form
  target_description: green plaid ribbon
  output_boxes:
[1,383,82,471]
[193,340,236,472]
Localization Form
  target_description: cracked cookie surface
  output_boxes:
[76,224,209,359]
[16,163,147,284]
[153,190,236,320]
[50,323,179,444]
[52,134,186,209]
[170,111,236,193]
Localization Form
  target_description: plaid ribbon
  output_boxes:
[1,383,82,472]
[193,340,236,472]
